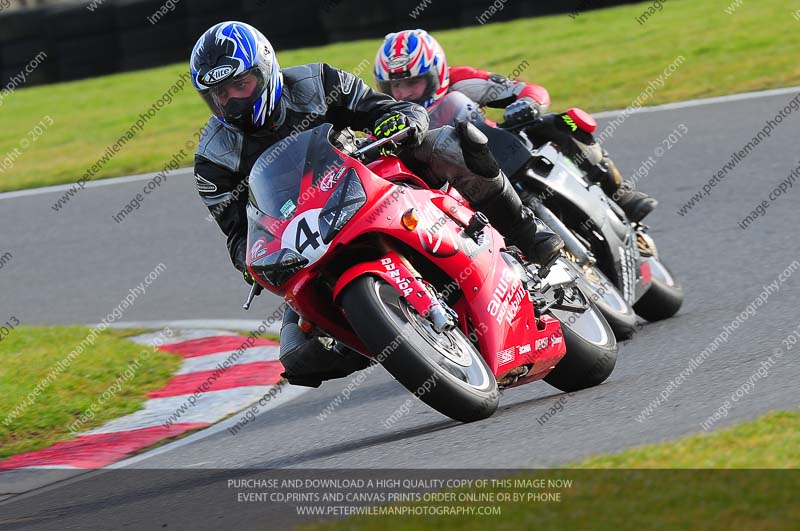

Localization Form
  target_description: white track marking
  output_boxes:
[0,168,192,200]
[592,85,800,118]
[105,319,283,336]
[2,86,799,202]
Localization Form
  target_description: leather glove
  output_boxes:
[373,112,418,142]
[243,269,255,285]
[503,97,541,128]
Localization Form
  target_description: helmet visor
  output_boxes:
[200,67,267,128]
[378,70,440,105]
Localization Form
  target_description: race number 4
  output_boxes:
[281,208,330,265]
[294,217,321,255]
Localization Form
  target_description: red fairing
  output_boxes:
[331,252,437,319]
[246,123,567,380]
[566,107,597,134]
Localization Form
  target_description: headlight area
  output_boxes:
[251,248,308,287]
[318,168,367,244]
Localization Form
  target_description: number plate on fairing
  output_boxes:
[280,208,330,266]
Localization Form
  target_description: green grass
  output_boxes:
[0,0,798,192]
[0,326,180,459]
[577,410,800,468]
[295,411,800,530]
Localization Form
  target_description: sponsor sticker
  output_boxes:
[280,199,297,219]
[388,56,411,69]
[320,167,346,191]
[380,257,413,296]
[250,237,269,260]
[195,173,218,193]
[535,337,549,351]
[498,347,515,366]
[203,65,235,85]
[338,70,356,95]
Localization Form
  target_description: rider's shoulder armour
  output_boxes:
[195,117,243,174]
[281,63,327,117]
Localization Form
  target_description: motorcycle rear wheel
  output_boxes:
[341,276,499,423]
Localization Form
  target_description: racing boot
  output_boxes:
[279,309,372,388]
[475,177,564,267]
[527,111,658,222]
[455,120,564,267]
[590,158,658,223]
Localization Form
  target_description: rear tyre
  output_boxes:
[340,276,499,423]
[541,273,618,392]
[634,259,683,322]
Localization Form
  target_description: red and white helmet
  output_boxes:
[374,29,449,109]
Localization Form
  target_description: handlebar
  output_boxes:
[353,126,416,161]
[242,282,263,310]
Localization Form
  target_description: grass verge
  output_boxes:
[296,411,800,530]
[0,326,180,460]
[1,0,799,191]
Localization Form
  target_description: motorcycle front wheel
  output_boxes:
[566,259,638,340]
[340,276,499,423]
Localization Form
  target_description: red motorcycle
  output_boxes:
[243,123,616,423]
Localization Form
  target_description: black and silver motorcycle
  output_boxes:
[428,92,683,338]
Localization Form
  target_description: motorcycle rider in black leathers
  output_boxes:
[190,22,564,387]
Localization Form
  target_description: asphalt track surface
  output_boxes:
[1,90,800,530]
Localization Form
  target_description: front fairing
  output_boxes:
[527,143,651,303]
[246,124,366,289]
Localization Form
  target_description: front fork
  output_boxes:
[332,250,457,333]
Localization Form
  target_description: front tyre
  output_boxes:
[567,260,637,340]
[340,276,499,423]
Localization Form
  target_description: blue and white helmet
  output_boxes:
[190,21,283,132]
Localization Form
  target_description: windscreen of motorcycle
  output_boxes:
[428,91,481,129]
[248,123,345,220]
